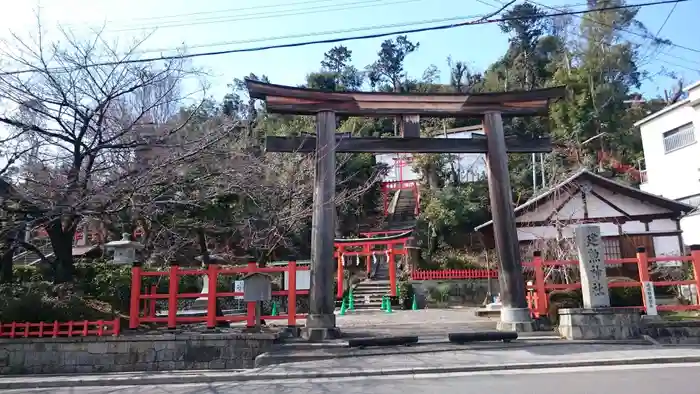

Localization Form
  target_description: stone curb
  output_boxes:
[254,339,655,367]
[2,355,700,390]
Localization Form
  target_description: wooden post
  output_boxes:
[246,262,256,328]
[288,261,297,327]
[129,262,142,329]
[304,110,341,341]
[532,251,547,318]
[337,253,344,299]
[206,263,218,329]
[389,249,397,297]
[167,263,179,329]
[483,112,533,331]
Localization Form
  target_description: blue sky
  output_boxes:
[2,0,699,102]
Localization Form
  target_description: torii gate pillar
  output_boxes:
[483,112,534,332]
[302,110,341,341]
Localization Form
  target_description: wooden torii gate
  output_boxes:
[246,80,565,340]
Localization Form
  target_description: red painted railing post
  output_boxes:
[389,249,397,297]
[168,262,179,329]
[129,262,142,329]
[364,244,371,274]
[113,317,121,336]
[636,246,650,312]
[206,263,219,329]
[532,251,547,317]
[288,261,297,327]
[690,245,700,304]
[246,262,257,328]
[337,253,344,299]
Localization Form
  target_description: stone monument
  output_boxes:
[558,225,641,339]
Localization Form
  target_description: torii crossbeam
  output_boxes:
[246,79,566,339]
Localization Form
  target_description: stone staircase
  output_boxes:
[389,188,417,224]
[349,258,394,310]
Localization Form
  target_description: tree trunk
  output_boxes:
[47,220,75,283]
[0,243,14,284]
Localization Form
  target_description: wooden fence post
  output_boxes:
[129,262,142,329]
[532,251,547,318]
[690,245,700,304]
[636,246,650,312]
[167,262,179,329]
[246,262,257,328]
[337,254,344,299]
[288,261,297,327]
[389,249,397,297]
[206,263,219,329]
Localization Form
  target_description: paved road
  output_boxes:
[8,363,700,393]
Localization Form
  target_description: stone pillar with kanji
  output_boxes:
[558,224,642,340]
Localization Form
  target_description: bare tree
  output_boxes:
[0,21,205,282]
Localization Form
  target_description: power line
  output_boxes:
[645,1,679,61]
[88,0,353,24]
[91,0,421,33]
[133,13,490,55]
[526,0,700,55]
[0,0,686,77]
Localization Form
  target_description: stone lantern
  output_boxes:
[104,233,144,265]
[191,252,229,312]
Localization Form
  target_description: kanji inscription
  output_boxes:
[574,225,610,308]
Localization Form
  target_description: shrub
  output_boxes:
[608,277,643,307]
[398,280,414,309]
[0,282,113,323]
[547,289,583,325]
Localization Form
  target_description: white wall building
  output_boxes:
[637,80,700,245]
[376,125,487,183]
[476,169,694,266]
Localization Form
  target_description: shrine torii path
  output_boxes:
[246,79,565,340]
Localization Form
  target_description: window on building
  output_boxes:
[663,123,696,153]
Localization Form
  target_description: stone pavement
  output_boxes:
[269,308,500,337]
[3,341,700,390]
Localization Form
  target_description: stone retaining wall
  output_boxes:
[411,279,500,307]
[643,320,700,344]
[0,332,277,375]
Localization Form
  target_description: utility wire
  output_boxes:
[102,0,420,33]
[526,0,700,55]
[644,1,679,61]
[0,0,686,77]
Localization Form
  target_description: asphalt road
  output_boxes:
[8,363,700,394]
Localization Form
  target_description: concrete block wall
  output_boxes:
[0,332,277,375]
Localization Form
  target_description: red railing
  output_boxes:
[411,269,499,280]
[409,248,700,316]
[0,318,120,338]
[129,261,310,329]
[524,247,700,317]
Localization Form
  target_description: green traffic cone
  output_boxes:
[411,294,418,311]
[339,297,347,315]
[348,288,355,311]
[271,301,278,316]
[380,296,386,311]
[385,297,393,314]
[396,285,400,298]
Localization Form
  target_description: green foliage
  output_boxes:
[398,280,414,309]
[547,289,583,325]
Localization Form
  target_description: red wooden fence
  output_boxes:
[411,269,499,280]
[129,261,309,329]
[0,318,120,338]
